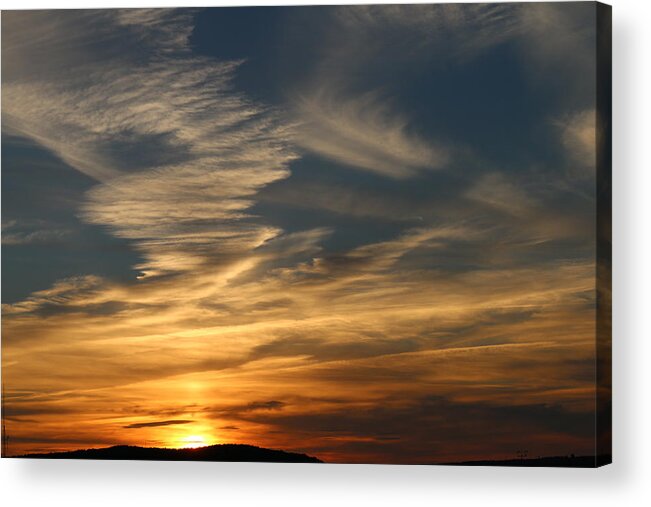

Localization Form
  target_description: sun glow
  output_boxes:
[180,434,208,449]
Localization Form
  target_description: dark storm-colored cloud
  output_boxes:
[244,400,285,411]
[236,395,596,463]
[208,400,286,418]
[200,401,290,426]
[3,404,79,418]
[123,419,192,429]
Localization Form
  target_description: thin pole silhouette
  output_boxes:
[2,382,8,457]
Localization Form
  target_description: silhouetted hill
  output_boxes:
[443,455,611,468]
[16,445,610,467]
[17,444,322,463]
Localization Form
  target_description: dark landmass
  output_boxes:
[15,445,610,467]
[442,455,612,468]
[17,444,322,463]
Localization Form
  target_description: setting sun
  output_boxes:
[180,435,208,449]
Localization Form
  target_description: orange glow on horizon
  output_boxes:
[179,435,209,449]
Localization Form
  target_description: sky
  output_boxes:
[1,3,606,463]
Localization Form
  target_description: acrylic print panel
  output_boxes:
[1,2,611,467]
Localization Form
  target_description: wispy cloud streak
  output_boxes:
[4,9,298,279]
